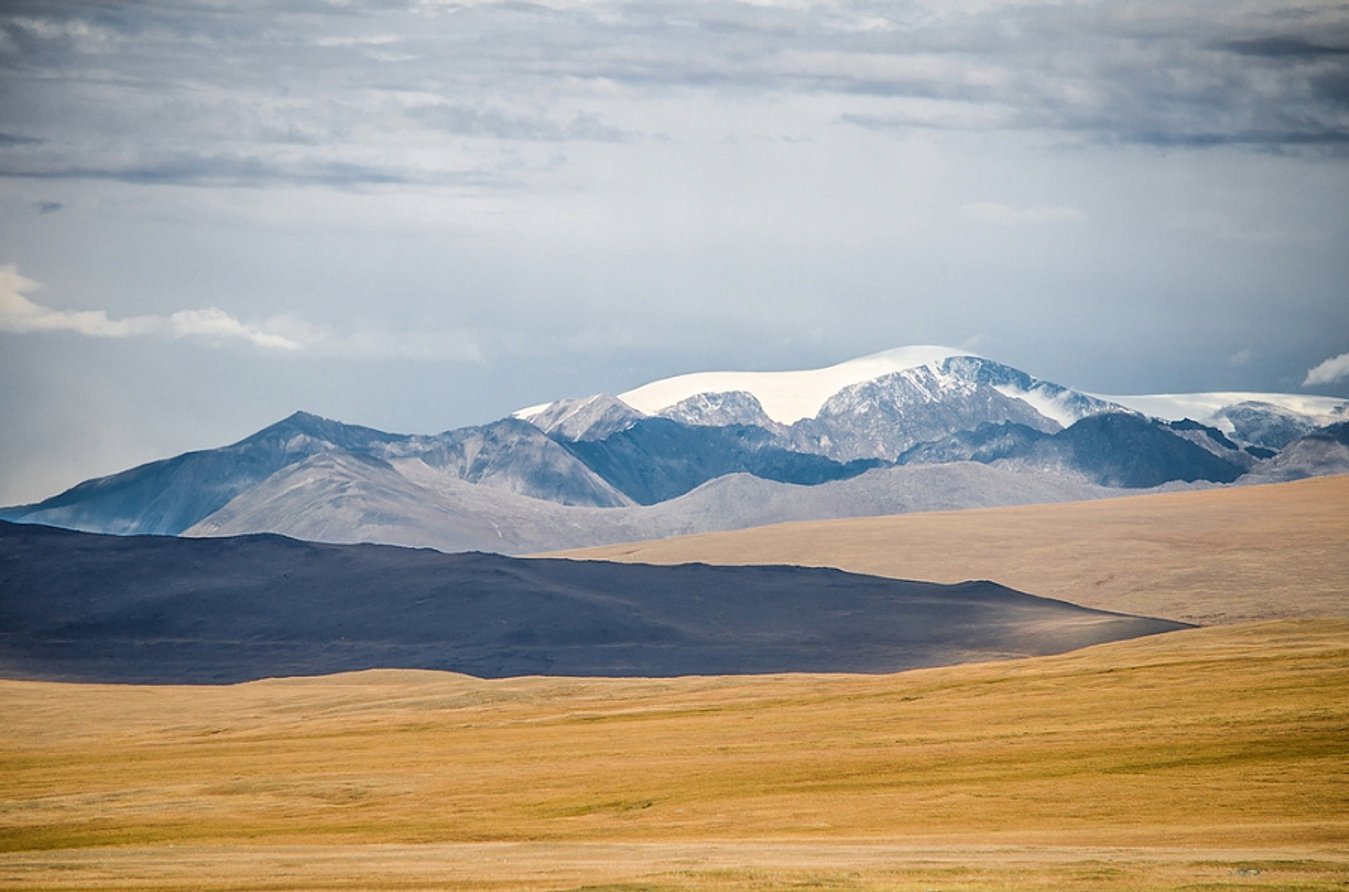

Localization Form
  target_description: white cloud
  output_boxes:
[1303,351,1349,387]
[0,264,158,339]
[1227,347,1253,367]
[0,264,482,361]
[959,332,990,350]
[165,307,300,352]
[960,203,1086,225]
[313,34,402,48]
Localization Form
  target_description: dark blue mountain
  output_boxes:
[558,418,883,505]
[898,421,1049,465]
[899,413,1247,487]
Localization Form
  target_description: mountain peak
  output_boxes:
[517,393,646,441]
[617,345,975,425]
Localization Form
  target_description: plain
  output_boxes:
[2,476,1346,889]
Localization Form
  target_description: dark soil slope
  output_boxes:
[0,521,1187,683]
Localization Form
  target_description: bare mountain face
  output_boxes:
[0,411,403,536]
[0,412,631,536]
[395,418,633,508]
[1241,421,1349,482]
[0,521,1189,683]
[4,347,1346,552]
[899,413,1251,488]
[189,454,1121,554]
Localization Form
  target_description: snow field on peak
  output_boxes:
[618,345,976,425]
[1098,391,1349,432]
[991,384,1089,428]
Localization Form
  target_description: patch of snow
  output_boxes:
[992,384,1087,428]
[618,345,977,424]
[513,401,555,420]
[1097,391,1348,429]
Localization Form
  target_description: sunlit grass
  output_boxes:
[1,620,1346,888]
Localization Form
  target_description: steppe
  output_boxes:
[2,476,1346,890]
[560,474,1349,625]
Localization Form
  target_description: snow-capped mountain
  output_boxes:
[617,345,971,425]
[525,347,1337,462]
[1101,393,1348,448]
[517,393,646,442]
[5,345,1347,552]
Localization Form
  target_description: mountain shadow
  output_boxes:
[0,521,1188,684]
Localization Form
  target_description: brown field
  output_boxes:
[555,474,1349,625]
[2,619,1347,890]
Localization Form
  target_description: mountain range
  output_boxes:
[3,346,1346,554]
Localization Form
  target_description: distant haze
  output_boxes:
[1,1,1347,504]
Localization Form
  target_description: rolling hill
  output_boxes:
[2,619,1344,889]
[0,520,1185,683]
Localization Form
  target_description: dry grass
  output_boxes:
[554,475,1349,625]
[2,620,1346,889]
[5,841,1347,891]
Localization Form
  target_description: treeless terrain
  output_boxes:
[2,620,1346,890]
[556,475,1349,625]
[0,521,1185,683]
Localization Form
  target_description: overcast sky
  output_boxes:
[2,0,1348,504]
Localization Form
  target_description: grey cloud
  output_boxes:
[35,200,62,214]
[1121,129,1349,150]
[409,103,628,142]
[1221,37,1349,58]
[3,0,1349,194]
[0,153,419,188]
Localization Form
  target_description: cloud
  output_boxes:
[314,34,402,48]
[1220,37,1349,59]
[409,103,628,142]
[959,332,990,351]
[1227,348,1253,368]
[1303,351,1349,387]
[165,307,300,351]
[0,153,422,189]
[0,263,300,349]
[0,264,483,361]
[960,202,1085,225]
[1,0,1345,204]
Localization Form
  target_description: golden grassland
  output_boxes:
[2,619,1347,890]
[555,474,1349,625]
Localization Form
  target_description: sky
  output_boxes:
[1,0,1348,505]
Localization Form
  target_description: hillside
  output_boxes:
[1,620,1345,889]
[555,474,1349,625]
[0,520,1184,683]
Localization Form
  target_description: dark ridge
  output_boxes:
[1166,417,1240,451]
[0,521,1189,684]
